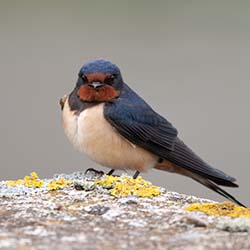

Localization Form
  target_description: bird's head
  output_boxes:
[75,59,123,102]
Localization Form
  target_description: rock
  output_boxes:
[0,171,249,250]
[217,217,250,232]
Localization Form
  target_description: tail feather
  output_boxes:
[186,170,246,207]
[163,138,239,187]
[210,176,238,187]
[155,161,246,207]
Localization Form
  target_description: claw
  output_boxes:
[84,168,104,179]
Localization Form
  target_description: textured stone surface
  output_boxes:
[0,171,249,250]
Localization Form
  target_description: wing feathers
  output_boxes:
[104,84,239,194]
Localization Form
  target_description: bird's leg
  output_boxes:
[133,171,140,179]
[107,169,115,176]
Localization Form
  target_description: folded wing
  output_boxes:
[104,84,238,187]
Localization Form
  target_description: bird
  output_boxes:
[61,59,245,207]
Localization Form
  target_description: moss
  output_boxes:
[96,175,161,198]
[47,178,72,191]
[185,201,250,218]
[6,172,44,188]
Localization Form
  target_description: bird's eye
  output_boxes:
[105,74,116,85]
[80,74,88,83]
[76,74,88,87]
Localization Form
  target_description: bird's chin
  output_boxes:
[77,85,120,102]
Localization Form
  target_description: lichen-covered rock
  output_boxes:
[6,172,44,188]
[185,201,250,218]
[0,171,249,250]
[96,175,161,197]
[217,217,250,232]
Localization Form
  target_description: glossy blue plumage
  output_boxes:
[79,59,121,75]
[104,83,178,151]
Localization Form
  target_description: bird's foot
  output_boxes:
[84,168,104,179]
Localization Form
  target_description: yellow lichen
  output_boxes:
[47,178,72,191]
[6,179,23,187]
[23,172,44,188]
[95,175,120,188]
[96,175,161,198]
[185,201,250,218]
[6,172,44,188]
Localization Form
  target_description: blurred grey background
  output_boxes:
[0,0,249,205]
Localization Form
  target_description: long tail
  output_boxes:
[183,169,246,207]
[155,140,246,207]
[155,160,246,207]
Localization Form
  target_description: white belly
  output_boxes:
[62,99,157,172]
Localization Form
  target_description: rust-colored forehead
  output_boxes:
[85,73,110,82]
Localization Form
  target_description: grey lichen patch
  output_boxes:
[74,181,97,191]
[217,217,250,232]
[85,205,110,215]
[0,171,249,250]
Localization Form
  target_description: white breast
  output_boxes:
[62,99,157,172]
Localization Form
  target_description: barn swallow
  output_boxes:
[61,59,245,207]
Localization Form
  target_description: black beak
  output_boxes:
[88,82,104,89]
